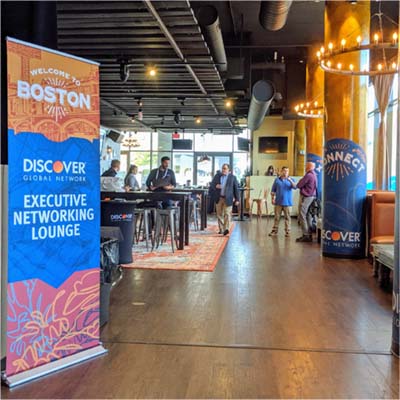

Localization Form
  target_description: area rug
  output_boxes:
[121,220,234,272]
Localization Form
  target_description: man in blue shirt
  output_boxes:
[269,166,296,237]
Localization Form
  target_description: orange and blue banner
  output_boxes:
[6,37,102,380]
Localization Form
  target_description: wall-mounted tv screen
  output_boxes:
[172,139,193,150]
[258,136,288,154]
[237,137,250,152]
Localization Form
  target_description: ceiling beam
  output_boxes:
[143,0,224,118]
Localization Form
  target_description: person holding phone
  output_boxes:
[269,166,297,237]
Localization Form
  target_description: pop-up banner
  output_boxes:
[4,37,105,387]
[322,138,367,258]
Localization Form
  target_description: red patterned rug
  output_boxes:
[122,220,234,272]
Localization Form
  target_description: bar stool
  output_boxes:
[153,208,179,252]
[134,208,156,251]
[189,198,199,231]
[250,188,269,218]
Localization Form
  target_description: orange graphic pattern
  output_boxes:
[7,40,99,142]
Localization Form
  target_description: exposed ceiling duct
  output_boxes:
[197,5,227,72]
[259,0,293,31]
[247,80,275,131]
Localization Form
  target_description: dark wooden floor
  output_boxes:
[2,218,399,398]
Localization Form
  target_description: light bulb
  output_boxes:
[148,67,157,77]
[349,64,354,71]
[356,36,362,46]
[314,101,318,107]
[328,42,333,52]
[327,60,332,67]
[316,51,321,58]
[306,102,310,108]
[225,100,232,108]
[374,33,379,44]
[392,62,397,69]
[393,32,398,44]
[341,38,346,49]
[337,63,342,70]
[310,110,314,115]
[377,63,383,71]
[300,103,304,109]
[295,105,299,112]
[320,46,325,54]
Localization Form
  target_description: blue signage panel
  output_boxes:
[322,139,367,257]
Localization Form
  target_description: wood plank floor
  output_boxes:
[2,218,399,398]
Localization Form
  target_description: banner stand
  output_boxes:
[2,345,107,388]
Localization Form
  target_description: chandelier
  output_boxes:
[123,132,140,148]
[294,100,324,119]
[316,7,399,76]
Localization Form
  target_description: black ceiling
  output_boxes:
[55,0,329,134]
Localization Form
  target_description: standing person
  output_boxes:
[265,165,275,176]
[101,159,120,177]
[124,164,140,191]
[146,156,176,208]
[296,162,317,242]
[210,163,240,236]
[269,167,297,237]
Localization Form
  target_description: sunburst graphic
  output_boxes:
[43,78,68,122]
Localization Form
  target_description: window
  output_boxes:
[367,73,398,191]
[173,153,194,186]
[195,133,233,152]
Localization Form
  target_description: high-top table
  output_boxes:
[101,191,190,250]
[235,187,253,221]
[172,188,208,230]
[101,200,137,264]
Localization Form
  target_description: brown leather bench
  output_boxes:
[368,191,395,256]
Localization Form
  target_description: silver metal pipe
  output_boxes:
[144,0,224,118]
[259,0,293,31]
[197,5,227,72]
[247,80,275,131]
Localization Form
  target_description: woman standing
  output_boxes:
[124,165,140,191]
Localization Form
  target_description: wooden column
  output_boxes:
[306,46,325,198]
[294,120,306,176]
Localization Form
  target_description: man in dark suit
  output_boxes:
[210,163,240,235]
[101,159,120,177]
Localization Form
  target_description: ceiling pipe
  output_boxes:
[144,0,230,123]
[197,5,228,72]
[247,80,275,131]
[259,0,293,31]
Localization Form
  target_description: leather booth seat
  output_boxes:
[368,191,395,254]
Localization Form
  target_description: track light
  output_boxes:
[120,61,130,83]
[195,116,202,124]
[173,111,181,125]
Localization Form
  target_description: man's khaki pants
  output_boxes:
[272,205,291,233]
[216,197,232,232]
